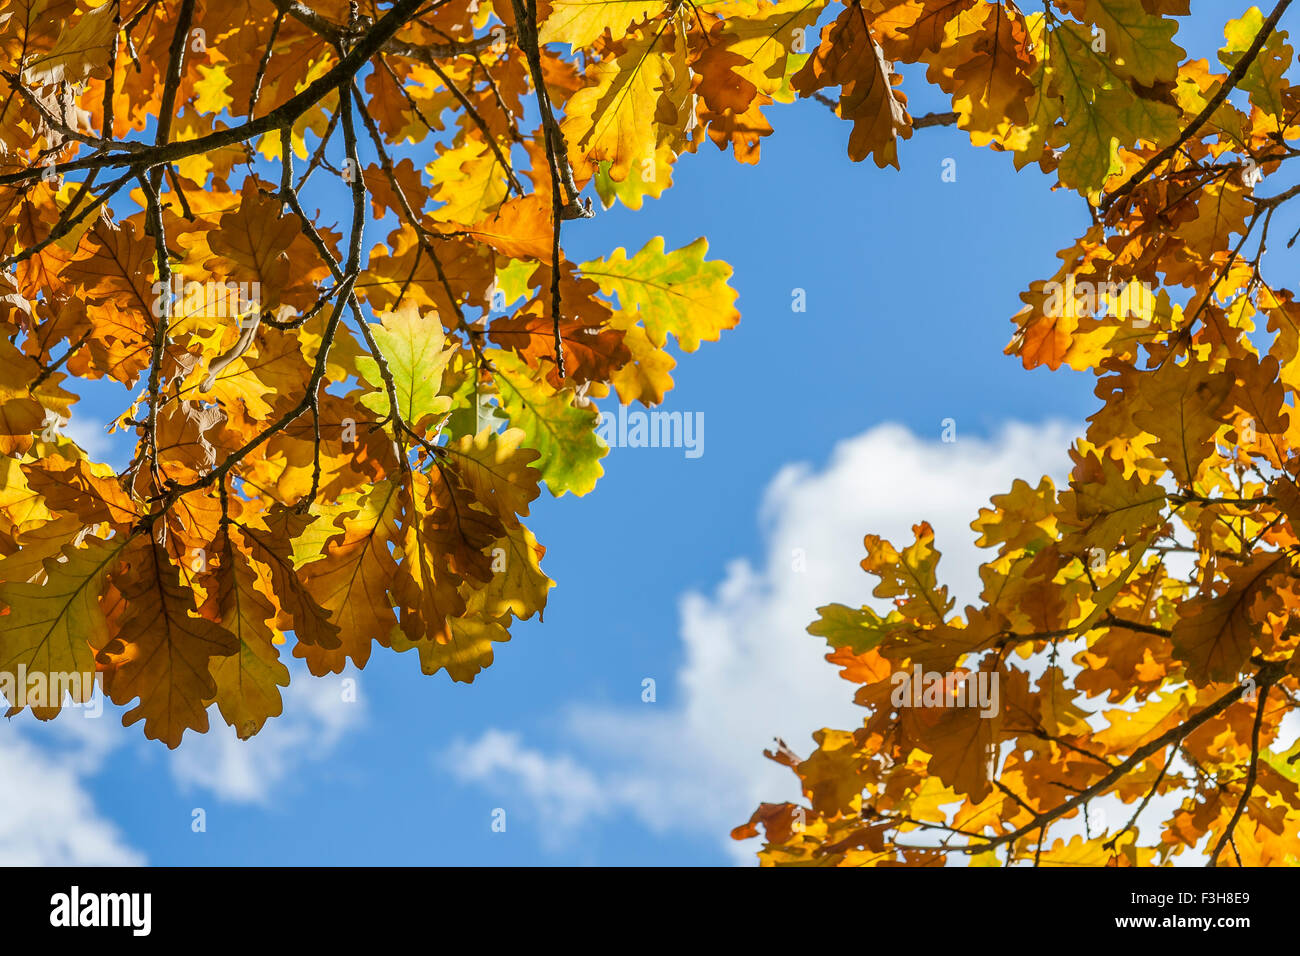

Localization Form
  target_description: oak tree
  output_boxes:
[734,0,1300,867]
[0,0,770,746]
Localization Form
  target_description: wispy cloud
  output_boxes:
[167,667,366,804]
[0,716,143,865]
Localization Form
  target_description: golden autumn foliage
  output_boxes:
[0,0,773,747]
[7,0,1300,873]
[732,0,1300,867]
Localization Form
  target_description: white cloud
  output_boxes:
[445,420,1080,862]
[0,665,365,865]
[0,716,143,866]
[63,408,128,468]
[167,669,365,804]
[443,730,623,847]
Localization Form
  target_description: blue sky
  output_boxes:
[4,9,1275,866]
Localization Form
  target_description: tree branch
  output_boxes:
[1207,677,1276,866]
[0,0,427,188]
[1101,0,1293,215]
[949,661,1287,855]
